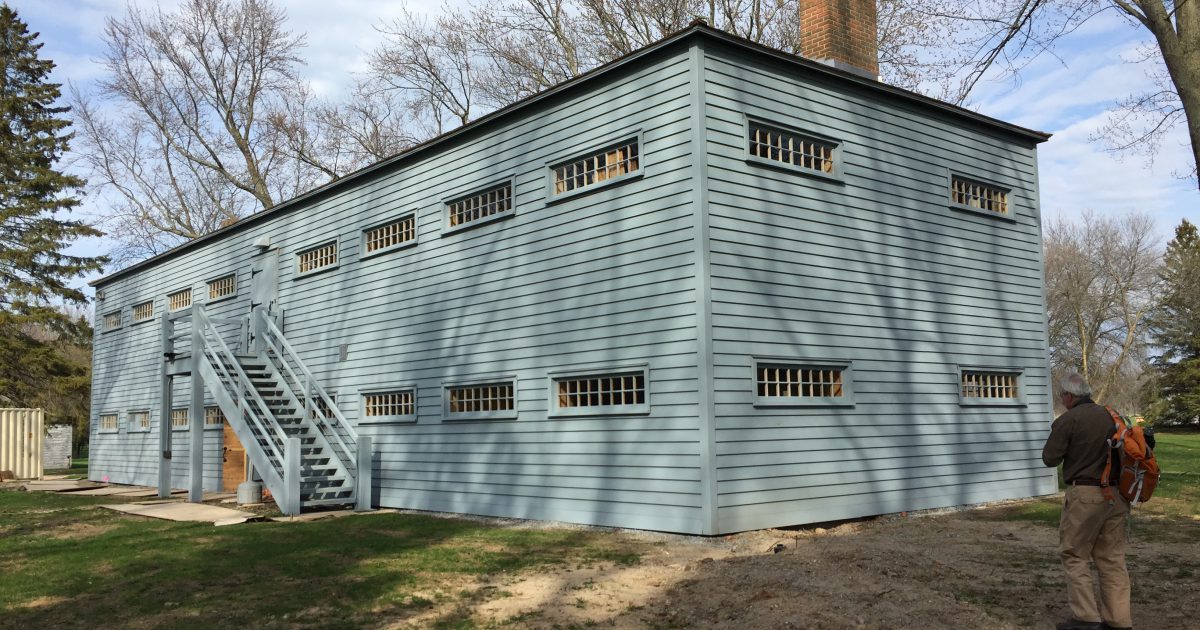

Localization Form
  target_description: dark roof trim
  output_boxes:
[93,22,1050,287]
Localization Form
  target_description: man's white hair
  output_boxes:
[1060,372,1092,397]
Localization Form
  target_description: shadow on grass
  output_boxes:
[0,491,636,630]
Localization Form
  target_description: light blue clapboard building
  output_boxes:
[88,20,1058,535]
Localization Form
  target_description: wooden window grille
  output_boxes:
[961,371,1019,399]
[204,406,225,426]
[448,183,512,227]
[207,274,236,300]
[298,241,338,274]
[757,365,845,398]
[104,311,121,330]
[951,177,1009,216]
[99,414,118,431]
[364,390,415,417]
[365,215,416,253]
[167,288,192,311]
[130,410,150,430]
[557,373,646,408]
[554,140,640,194]
[132,301,154,322]
[748,123,835,174]
[171,408,189,428]
[448,383,514,413]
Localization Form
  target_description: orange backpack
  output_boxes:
[1101,407,1161,506]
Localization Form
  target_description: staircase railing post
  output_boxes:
[355,436,372,512]
[284,436,301,516]
[189,304,205,504]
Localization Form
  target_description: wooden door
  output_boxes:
[222,422,248,492]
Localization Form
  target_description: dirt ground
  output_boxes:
[397,500,1199,630]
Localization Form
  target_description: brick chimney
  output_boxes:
[799,0,879,79]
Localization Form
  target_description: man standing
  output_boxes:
[1042,372,1132,630]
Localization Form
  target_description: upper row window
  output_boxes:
[132,301,154,322]
[447,182,512,230]
[208,274,236,300]
[365,215,417,254]
[553,138,640,196]
[167,288,192,312]
[298,241,338,275]
[753,359,854,407]
[950,176,1011,218]
[747,121,838,177]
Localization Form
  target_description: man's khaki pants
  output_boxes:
[1059,485,1132,627]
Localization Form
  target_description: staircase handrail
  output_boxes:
[256,310,359,456]
[197,308,290,457]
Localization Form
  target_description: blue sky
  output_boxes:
[10,0,1198,297]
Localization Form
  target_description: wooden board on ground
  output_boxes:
[20,480,103,492]
[101,502,258,524]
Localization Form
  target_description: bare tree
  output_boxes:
[917,0,1200,188]
[72,0,317,259]
[1043,211,1162,409]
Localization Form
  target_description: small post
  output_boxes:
[158,310,175,498]
[284,436,301,516]
[355,435,372,512]
[189,304,205,504]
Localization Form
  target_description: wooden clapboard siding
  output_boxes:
[700,40,1055,533]
[89,43,708,531]
[90,28,1052,535]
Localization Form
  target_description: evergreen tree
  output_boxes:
[1148,219,1200,425]
[0,4,103,409]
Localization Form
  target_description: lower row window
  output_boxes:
[754,359,854,407]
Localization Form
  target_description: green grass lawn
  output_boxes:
[43,457,88,477]
[0,490,644,630]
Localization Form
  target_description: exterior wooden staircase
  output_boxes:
[191,306,371,515]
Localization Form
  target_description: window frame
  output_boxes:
[441,177,516,236]
[947,171,1016,222]
[442,375,519,422]
[102,310,122,332]
[206,273,238,304]
[362,212,419,259]
[359,385,419,424]
[547,363,651,418]
[752,357,855,408]
[204,405,226,430]
[170,407,190,431]
[957,366,1026,407]
[166,287,193,312]
[295,239,340,278]
[545,131,645,203]
[128,409,152,433]
[131,300,156,325]
[744,116,844,183]
[98,412,119,434]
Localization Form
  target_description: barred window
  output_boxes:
[554,139,639,195]
[758,364,845,398]
[207,274,236,300]
[961,371,1020,400]
[298,241,338,274]
[167,288,192,311]
[132,301,154,322]
[448,183,512,228]
[748,123,836,174]
[104,311,121,330]
[205,406,225,426]
[365,215,416,253]
[951,177,1009,216]
[308,393,337,420]
[171,407,189,429]
[554,372,646,412]
[130,410,151,431]
[447,382,515,415]
[364,390,416,418]
[99,413,118,431]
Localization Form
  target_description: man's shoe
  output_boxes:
[1056,620,1101,630]
[1100,623,1132,630]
